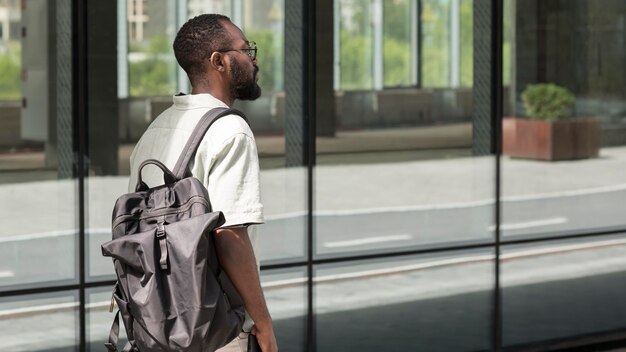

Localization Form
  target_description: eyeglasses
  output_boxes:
[216,41,257,60]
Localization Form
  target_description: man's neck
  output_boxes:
[191,83,233,107]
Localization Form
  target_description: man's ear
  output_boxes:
[209,52,226,72]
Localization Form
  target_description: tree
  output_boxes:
[0,44,21,100]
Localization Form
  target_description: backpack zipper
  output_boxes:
[112,195,210,229]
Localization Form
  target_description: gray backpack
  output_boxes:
[102,108,247,352]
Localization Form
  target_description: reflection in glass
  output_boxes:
[421,0,450,87]
[231,0,307,264]
[337,0,374,90]
[501,0,626,239]
[88,288,128,351]
[382,0,414,87]
[88,0,306,279]
[315,251,493,351]
[0,292,78,351]
[127,0,178,97]
[318,1,493,258]
[0,0,77,289]
[89,269,308,351]
[502,234,626,347]
[261,268,307,351]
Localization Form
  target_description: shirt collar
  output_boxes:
[172,93,229,109]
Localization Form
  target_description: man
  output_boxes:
[128,14,278,352]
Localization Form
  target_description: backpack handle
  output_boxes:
[135,159,177,192]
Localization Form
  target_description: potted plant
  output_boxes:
[502,83,600,160]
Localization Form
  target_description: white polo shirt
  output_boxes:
[128,93,264,228]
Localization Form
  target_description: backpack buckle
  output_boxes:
[156,222,168,270]
[156,223,165,238]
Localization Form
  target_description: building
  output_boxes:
[0,0,625,351]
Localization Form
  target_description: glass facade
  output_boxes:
[0,0,625,351]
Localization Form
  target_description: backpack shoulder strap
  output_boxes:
[172,107,248,180]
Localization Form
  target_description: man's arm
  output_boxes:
[214,227,278,352]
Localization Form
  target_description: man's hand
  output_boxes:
[251,323,278,352]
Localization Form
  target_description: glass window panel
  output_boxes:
[315,250,494,351]
[88,269,307,351]
[0,0,78,289]
[88,287,128,351]
[502,0,626,240]
[0,292,78,351]
[318,1,493,258]
[89,0,306,281]
[127,0,178,97]
[234,0,307,264]
[261,268,307,351]
[502,234,626,347]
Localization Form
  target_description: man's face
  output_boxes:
[222,21,261,101]
[230,53,261,101]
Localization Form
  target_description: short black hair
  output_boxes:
[173,14,232,84]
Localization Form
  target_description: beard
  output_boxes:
[230,58,262,101]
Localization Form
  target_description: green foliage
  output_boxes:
[0,45,21,100]
[421,0,450,87]
[502,0,512,86]
[521,83,575,121]
[340,30,373,90]
[244,28,279,93]
[383,0,412,87]
[129,59,172,96]
[384,0,410,41]
[460,0,473,86]
[129,34,175,96]
[147,34,170,54]
[383,37,411,87]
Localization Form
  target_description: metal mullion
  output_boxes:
[74,0,88,350]
[493,0,504,349]
[417,0,422,88]
[305,1,317,351]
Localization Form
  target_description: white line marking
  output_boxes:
[312,255,496,282]
[502,183,626,202]
[488,217,568,231]
[266,239,626,287]
[0,230,75,244]
[0,270,14,278]
[0,228,111,244]
[324,234,413,248]
[0,302,78,318]
[501,238,626,260]
[265,183,626,219]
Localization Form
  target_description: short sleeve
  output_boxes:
[199,132,264,227]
